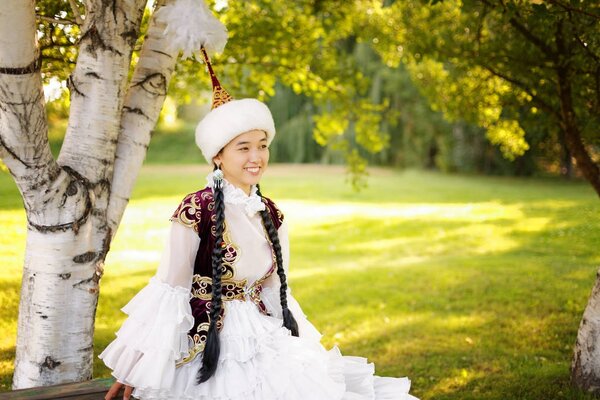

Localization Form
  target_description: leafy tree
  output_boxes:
[362,0,599,193]
[361,0,600,392]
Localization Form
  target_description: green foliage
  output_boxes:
[368,0,599,174]
[35,0,81,84]
[35,0,599,183]
[2,165,599,398]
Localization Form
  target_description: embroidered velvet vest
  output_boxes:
[169,186,284,366]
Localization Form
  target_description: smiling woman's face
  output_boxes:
[212,129,269,194]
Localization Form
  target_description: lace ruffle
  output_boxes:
[117,299,417,400]
[99,277,194,389]
[205,172,265,217]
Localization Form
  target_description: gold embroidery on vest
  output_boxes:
[170,193,202,233]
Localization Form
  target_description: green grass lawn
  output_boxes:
[1,164,599,400]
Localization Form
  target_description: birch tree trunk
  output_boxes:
[572,268,600,393]
[0,0,178,389]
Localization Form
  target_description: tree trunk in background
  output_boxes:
[558,129,573,179]
[0,0,178,388]
[555,46,600,198]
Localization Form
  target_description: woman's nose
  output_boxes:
[248,149,261,162]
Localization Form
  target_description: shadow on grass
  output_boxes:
[285,200,598,400]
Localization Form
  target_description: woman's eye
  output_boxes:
[239,147,249,151]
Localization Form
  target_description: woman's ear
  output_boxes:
[212,154,221,168]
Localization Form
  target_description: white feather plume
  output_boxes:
[154,0,228,59]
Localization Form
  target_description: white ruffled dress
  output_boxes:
[99,179,418,400]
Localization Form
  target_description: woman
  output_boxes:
[100,44,418,400]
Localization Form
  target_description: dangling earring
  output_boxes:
[213,164,224,189]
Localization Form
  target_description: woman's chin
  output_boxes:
[244,172,264,186]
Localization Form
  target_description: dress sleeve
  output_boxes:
[99,221,199,390]
[261,219,323,342]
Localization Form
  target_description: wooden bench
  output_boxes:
[0,378,124,400]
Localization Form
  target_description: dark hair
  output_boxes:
[256,184,299,337]
[197,178,298,384]
[197,175,225,384]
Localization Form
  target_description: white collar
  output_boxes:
[205,171,266,217]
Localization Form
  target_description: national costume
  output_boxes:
[100,177,417,399]
[99,1,418,398]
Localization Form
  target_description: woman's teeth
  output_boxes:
[246,167,259,173]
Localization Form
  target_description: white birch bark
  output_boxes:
[0,0,179,389]
[107,0,179,230]
[571,267,600,393]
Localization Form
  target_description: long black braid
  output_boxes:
[256,184,299,337]
[197,179,298,384]
[197,171,226,384]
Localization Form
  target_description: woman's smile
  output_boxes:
[245,166,260,174]
[212,129,270,194]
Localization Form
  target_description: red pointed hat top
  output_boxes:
[200,47,233,110]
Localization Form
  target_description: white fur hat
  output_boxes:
[195,98,276,163]
[156,0,276,163]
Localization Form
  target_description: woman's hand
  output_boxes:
[105,381,134,400]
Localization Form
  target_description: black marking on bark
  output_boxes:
[59,272,71,280]
[62,165,92,189]
[85,71,102,80]
[78,345,94,353]
[72,276,93,289]
[0,134,31,168]
[131,139,149,150]
[100,228,112,261]
[123,106,150,120]
[40,314,48,319]
[2,99,41,107]
[121,29,138,47]
[28,166,93,233]
[39,356,61,372]
[66,180,78,196]
[81,24,123,57]
[110,0,118,23]
[0,56,42,75]
[93,262,105,283]
[95,179,112,197]
[132,72,167,96]
[67,75,86,97]
[73,219,80,235]
[151,49,174,59]
[73,251,97,264]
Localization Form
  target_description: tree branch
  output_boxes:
[480,63,561,119]
[546,0,600,21]
[106,1,178,233]
[57,0,146,185]
[507,16,557,60]
[37,15,78,26]
[0,0,59,193]
[485,0,558,60]
[554,18,600,197]
[69,0,85,25]
[566,11,600,64]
